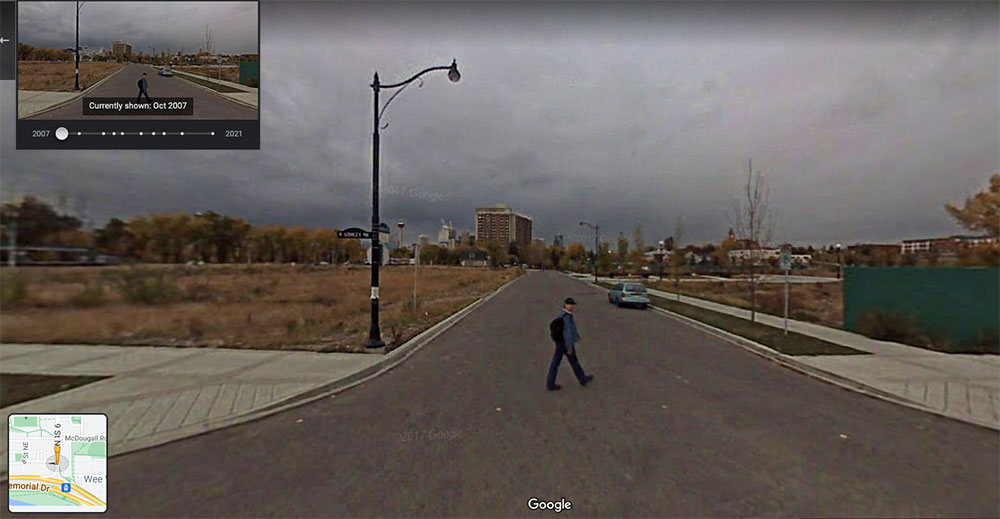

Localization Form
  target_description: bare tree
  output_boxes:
[730,158,773,323]
[203,26,214,56]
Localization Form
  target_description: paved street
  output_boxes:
[3,271,997,518]
[25,63,258,120]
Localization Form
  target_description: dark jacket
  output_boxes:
[139,77,148,91]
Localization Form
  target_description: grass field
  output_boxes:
[646,278,843,328]
[0,264,520,352]
[17,61,126,91]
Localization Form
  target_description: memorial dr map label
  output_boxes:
[8,414,107,513]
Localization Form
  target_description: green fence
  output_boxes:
[844,267,1000,348]
[239,62,259,87]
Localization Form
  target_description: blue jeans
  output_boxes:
[547,342,587,388]
[137,89,150,102]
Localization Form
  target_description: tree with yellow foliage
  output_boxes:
[945,172,999,237]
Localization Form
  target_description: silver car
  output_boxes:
[608,282,650,308]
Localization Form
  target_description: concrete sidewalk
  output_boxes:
[17,91,80,118]
[570,272,841,284]
[170,68,259,109]
[0,274,523,477]
[0,346,379,478]
[575,273,1000,430]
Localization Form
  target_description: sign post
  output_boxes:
[779,251,792,335]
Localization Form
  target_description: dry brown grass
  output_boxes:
[17,61,126,91]
[648,279,843,328]
[0,264,520,352]
[175,65,241,84]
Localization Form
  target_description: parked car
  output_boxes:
[608,282,650,308]
[158,66,174,77]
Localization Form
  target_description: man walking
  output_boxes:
[546,297,594,391]
[136,72,151,103]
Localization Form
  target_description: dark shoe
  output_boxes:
[581,375,594,386]
[547,384,562,391]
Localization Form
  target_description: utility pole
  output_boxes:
[74,1,84,90]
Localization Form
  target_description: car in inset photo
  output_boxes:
[608,282,650,308]
[158,66,174,77]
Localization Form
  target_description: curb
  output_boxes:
[18,64,130,118]
[570,274,999,432]
[171,68,259,110]
[0,271,525,478]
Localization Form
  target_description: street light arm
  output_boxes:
[376,77,422,128]
[378,64,452,90]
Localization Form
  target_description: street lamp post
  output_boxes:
[74,1,87,91]
[366,59,460,350]
[579,221,599,282]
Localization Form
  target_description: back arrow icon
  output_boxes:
[0,37,9,44]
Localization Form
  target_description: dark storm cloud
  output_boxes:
[17,1,257,54]
[2,1,998,248]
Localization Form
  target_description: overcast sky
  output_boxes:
[2,1,998,248]
[18,1,258,55]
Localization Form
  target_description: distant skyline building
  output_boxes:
[418,234,430,247]
[111,40,131,61]
[438,220,456,248]
[553,234,564,248]
[475,204,533,249]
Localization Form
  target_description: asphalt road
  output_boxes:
[26,63,257,120]
[4,271,996,518]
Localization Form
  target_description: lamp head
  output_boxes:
[447,59,460,83]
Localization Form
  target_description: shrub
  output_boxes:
[968,329,1000,354]
[0,271,29,307]
[117,269,180,305]
[72,283,106,307]
[858,309,931,347]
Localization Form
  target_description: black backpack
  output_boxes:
[137,78,143,88]
[549,315,564,342]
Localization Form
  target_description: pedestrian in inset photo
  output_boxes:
[546,297,594,391]
[137,72,151,102]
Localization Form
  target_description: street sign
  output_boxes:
[337,227,372,239]
[376,222,391,235]
[779,253,792,271]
